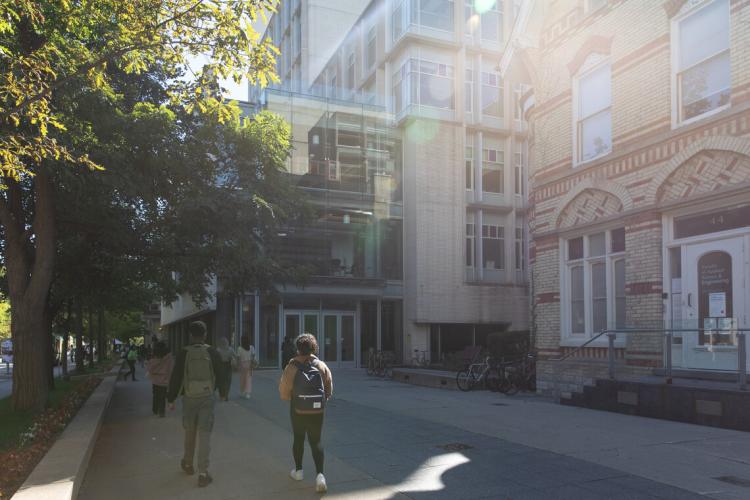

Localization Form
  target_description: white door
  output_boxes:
[682,237,747,371]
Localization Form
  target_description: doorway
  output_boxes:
[681,236,748,371]
[284,310,356,367]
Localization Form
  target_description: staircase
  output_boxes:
[560,376,750,431]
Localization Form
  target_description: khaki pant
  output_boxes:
[182,395,214,473]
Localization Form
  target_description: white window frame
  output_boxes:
[365,24,377,70]
[670,0,731,129]
[482,147,504,194]
[482,224,505,270]
[465,141,474,190]
[465,220,475,268]
[572,59,612,166]
[560,228,626,343]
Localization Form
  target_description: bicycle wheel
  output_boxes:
[485,369,501,392]
[505,373,520,395]
[496,373,512,394]
[366,358,375,376]
[456,370,474,391]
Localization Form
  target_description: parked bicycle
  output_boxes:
[366,349,394,378]
[456,355,497,391]
[411,349,429,368]
[504,352,537,395]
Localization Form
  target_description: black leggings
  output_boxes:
[291,410,324,474]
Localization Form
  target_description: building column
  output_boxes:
[477,209,484,281]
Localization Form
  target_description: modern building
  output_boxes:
[163,0,532,368]
[514,0,750,396]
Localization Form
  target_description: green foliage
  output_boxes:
[105,311,147,343]
[0,300,9,341]
[0,0,280,179]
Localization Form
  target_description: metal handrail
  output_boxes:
[548,327,749,389]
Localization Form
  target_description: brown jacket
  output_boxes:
[279,355,333,403]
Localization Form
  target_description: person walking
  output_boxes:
[279,334,333,494]
[281,335,294,368]
[215,337,236,401]
[237,335,256,399]
[168,321,224,488]
[126,346,138,381]
[146,341,173,417]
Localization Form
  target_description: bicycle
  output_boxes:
[456,355,497,391]
[366,349,394,378]
[411,349,429,368]
[504,353,537,395]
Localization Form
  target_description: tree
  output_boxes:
[0,0,287,411]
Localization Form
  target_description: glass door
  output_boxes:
[285,314,300,340]
[341,314,355,367]
[323,315,338,362]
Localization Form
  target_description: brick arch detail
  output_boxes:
[647,136,750,204]
[567,35,614,76]
[553,178,633,229]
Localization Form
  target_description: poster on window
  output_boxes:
[708,292,726,318]
[698,251,733,345]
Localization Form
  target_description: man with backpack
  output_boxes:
[126,345,138,381]
[279,333,333,493]
[167,321,224,488]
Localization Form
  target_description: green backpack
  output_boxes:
[182,344,215,398]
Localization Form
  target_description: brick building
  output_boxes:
[514,0,750,396]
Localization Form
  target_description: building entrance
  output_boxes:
[681,236,748,371]
[284,310,356,368]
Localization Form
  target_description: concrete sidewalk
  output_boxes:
[326,369,750,500]
[77,366,747,499]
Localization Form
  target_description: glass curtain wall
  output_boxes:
[264,90,403,282]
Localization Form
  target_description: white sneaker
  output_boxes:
[290,469,304,481]
[316,473,327,493]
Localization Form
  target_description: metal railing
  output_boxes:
[550,328,749,390]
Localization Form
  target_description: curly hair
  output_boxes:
[295,333,318,356]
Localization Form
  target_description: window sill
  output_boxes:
[573,149,612,168]
[673,103,730,130]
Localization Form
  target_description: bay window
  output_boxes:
[674,0,730,123]
[393,59,455,112]
[481,71,503,117]
[482,147,503,194]
[465,141,474,190]
[466,221,475,267]
[564,228,626,337]
[482,224,504,270]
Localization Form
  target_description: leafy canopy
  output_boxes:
[0,0,279,179]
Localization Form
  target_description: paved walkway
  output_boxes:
[78,367,750,499]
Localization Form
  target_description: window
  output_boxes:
[481,71,503,117]
[514,142,524,195]
[418,0,454,31]
[675,0,730,123]
[480,2,502,42]
[515,227,525,270]
[585,0,607,14]
[564,228,626,337]
[577,63,611,163]
[482,224,504,270]
[366,25,376,70]
[466,221,475,267]
[392,1,405,41]
[465,68,473,113]
[465,141,474,190]
[347,52,356,90]
[482,147,503,194]
[393,59,455,111]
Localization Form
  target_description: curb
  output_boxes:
[11,364,121,500]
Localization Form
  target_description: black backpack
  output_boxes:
[292,359,325,413]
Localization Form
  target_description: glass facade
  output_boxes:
[261,90,403,282]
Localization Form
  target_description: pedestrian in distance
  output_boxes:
[281,335,294,368]
[215,337,236,401]
[237,335,256,399]
[146,341,174,418]
[167,321,224,488]
[279,333,333,494]
[126,346,138,381]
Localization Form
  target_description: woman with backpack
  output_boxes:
[237,335,256,399]
[279,333,333,494]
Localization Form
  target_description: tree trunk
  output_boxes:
[97,308,105,363]
[75,300,84,372]
[2,172,57,412]
[61,302,70,379]
[87,308,94,367]
[45,303,54,390]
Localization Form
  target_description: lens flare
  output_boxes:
[474,0,496,14]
